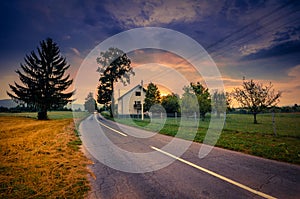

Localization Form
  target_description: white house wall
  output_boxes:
[117,86,145,115]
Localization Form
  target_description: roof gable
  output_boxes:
[118,84,146,100]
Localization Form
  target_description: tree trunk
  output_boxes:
[38,105,48,120]
[110,80,114,118]
[200,112,205,121]
[38,110,48,120]
[253,113,257,124]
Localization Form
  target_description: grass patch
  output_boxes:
[0,116,92,198]
[115,113,300,164]
[0,111,90,120]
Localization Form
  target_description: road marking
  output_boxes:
[94,115,127,137]
[151,146,277,199]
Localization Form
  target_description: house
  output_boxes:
[117,84,146,116]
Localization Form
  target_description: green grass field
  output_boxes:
[0,111,89,120]
[115,113,300,164]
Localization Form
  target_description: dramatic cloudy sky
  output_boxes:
[1,0,300,105]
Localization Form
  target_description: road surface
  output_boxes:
[79,114,300,199]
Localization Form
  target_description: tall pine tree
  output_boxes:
[7,38,74,119]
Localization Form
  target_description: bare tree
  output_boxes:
[232,79,281,124]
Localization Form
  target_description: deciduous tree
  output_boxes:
[96,48,134,116]
[190,82,211,120]
[232,79,281,124]
[211,91,227,118]
[181,85,198,117]
[144,82,161,111]
[84,92,97,113]
[161,93,180,114]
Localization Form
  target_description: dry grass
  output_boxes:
[0,116,92,198]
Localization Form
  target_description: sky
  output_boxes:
[0,0,300,106]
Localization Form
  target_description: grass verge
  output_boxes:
[115,113,300,164]
[0,116,92,198]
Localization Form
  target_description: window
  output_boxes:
[134,101,141,104]
[134,101,141,110]
[135,91,141,96]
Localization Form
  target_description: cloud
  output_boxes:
[128,49,198,81]
[63,35,71,40]
[270,64,300,105]
[241,39,300,60]
[241,25,300,60]
[104,0,222,27]
[272,26,300,43]
[287,64,300,78]
[70,47,81,57]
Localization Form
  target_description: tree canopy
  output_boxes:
[7,38,74,120]
[96,47,134,116]
[161,93,180,114]
[190,82,211,120]
[211,91,227,118]
[181,85,199,116]
[232,79,281,124]
[84,92,97,113]
[144,82,161,111]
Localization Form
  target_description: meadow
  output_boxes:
[115,113,300,164]
[0,111,91,198]
[1,111,299,198]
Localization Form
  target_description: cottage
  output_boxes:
[117,84,146,116]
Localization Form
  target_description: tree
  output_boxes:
[181,85,198,116]
[96,48,134,117]
[161,93,180,114]
[84,92,97,113]
[232,79,281,124]
[7,38,74,120]
[190,82,211,120]
[144,82,161,111]
[97,76,113,107]
[211,91,227,118]
[225,92,233,112]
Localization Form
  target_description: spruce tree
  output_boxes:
[7,38,74,120]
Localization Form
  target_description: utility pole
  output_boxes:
[141,80,144,120]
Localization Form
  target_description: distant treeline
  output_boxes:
[229,104,300,114]
[1,104,299,114]
[0,105,72,113]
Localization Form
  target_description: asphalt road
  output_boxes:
[79,114,300,199]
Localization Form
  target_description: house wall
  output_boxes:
[118,87,145,115]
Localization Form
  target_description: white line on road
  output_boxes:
[92,115,276,199]
[94,115,128,137]
[151,146,277,199]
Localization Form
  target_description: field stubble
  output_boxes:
[0,116,92,198]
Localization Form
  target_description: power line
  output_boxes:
[211,8,300,58]
[135,1,298,85]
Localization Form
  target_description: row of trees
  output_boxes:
[143,80,281,124]
[6,40,282,123]
[143,82,224,121]
[94,48,282,124]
